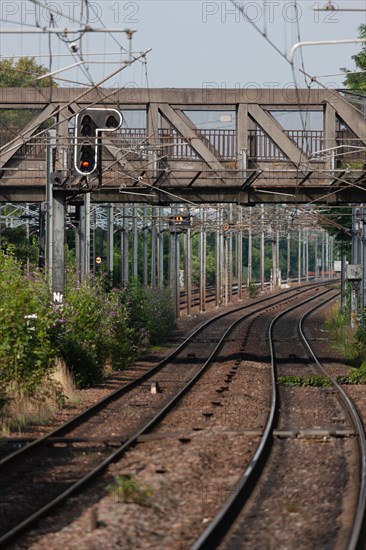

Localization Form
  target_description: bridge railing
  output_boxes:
[120,128,325,161]
[2,127,364,166]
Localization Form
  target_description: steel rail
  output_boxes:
[299,299,366,550]
[191,286,336,549]
[0,280,328,468]
[0,283,333,546]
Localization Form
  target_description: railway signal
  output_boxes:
[74,108,123,176]
[169,214,191,227]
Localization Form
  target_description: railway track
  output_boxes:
[179,277,320,311]
[193,289,366,550]
[0,281,351,548]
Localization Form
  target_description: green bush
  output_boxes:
[248,281,259,298]
[325,305,359,365]
[53,274,134,387]
[122,279,175,346]
[0,247,56,396]
[0,249,177,398]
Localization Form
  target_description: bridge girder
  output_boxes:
[0,88,365,205]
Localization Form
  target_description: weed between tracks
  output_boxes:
[278,375,332,387]
[107,474,154,506]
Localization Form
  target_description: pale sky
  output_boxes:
[0,0,364,89]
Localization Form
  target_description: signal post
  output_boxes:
[48,107,122,304]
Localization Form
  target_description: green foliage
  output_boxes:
[248,281,259,298]
[107,474,154,505]
[52,274,133,387]
[325,301,361,366]
[0,247,55,396]
[341,24,366,91]
[52,276,175,387]
[337,364,366,385]
[353,316,366,365]
[0,57,56,145]
[0,246,177,404]
[277,375,331,387]
[318,208,352,258]
[122,279,176,346]
[0,57,56,88]
[0,225,40,267]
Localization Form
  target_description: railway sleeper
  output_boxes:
[273,429,357,439]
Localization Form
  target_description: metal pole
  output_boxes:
[46,134,53,289]
[215,210,221,307]
[259,227,265,292]
[237,207,243,300]
[287,232,291,283]
[121,206,129,286]
[151,207,157,288]
[199,208,206,312]
[80,193,91,280]
[224,235,229,305]
[176,229,181,318]
[341,253,347,311]
[227,233,233,303]
[107,203,114,276]
[169,222,179,318]
[325,232,330,279]
[132,205,138,279]
[276,229,280,286]
[362,211,366,311]
[74,205,80,279]
[305,229,309,283]
[298,229,301,284]
[185,227,192,315]
[248,225,253,286]
[228,205,233,303]
[352,207,358,265]
[143,206,148,286]
[38,203,46,269]
[271,237,276,288]
[314,234,319,279]
[220,214,225,304]
[158,211,164,289]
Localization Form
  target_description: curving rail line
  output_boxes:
[192,289,366,550]
[299,300,366,550]
[0,281,339,546]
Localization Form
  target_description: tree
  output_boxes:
[0,58,56,265]
[0,57,56,88]
[341,24,366,91]
[318,208,352,259]
[0,57,56,135]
